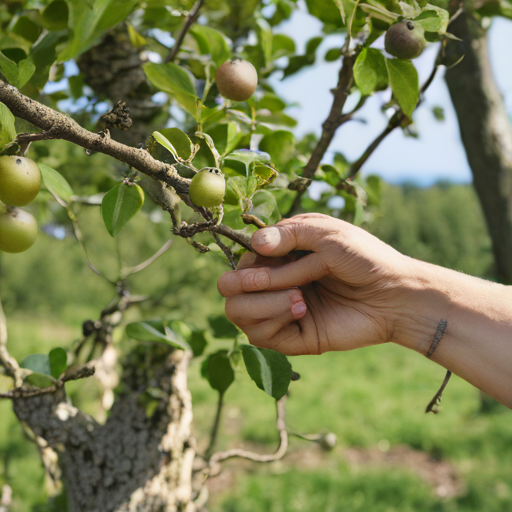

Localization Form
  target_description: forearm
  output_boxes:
[394,259,512,407]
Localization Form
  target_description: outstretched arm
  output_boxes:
[217,214,512,408]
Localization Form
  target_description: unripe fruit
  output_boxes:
[215,59,258,102]
[189,168,225,208]
[385,21,426,60]
[0,207,38,253]
[0,156,41,207]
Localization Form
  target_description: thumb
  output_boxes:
[252,222,318,257]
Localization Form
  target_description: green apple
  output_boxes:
[189,168,226,208]
[0,207,38,253]
[0,156,41,207]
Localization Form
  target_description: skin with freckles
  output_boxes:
[217,213,512,407]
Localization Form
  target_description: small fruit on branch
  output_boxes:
[189,167,226,208]
[215,59,258,102]
[0,156,41,207]
[0,207,38,253]
[385,21,426,60]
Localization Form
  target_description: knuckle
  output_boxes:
[241,267,270,292]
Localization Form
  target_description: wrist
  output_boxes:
[390,258,453,356]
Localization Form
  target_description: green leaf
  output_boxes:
[189,330,207,357]
[59,0,139,61]
[202,350,235,394]
[241,345,292,400]
[68,74,84,99]
[259,130,295,168]
[144,62,198,120]
[432,106,444,121]
[17,58,36,88]
[11,16,42,44]
[125,320,189,350]
[0,102,16,147]
[306,0,343,23]
[208,315,238,339]
[154,128,194,161]
[354,48,388,96]
[49,348,67,379]
[249,189,280,225]
[399,0,421,17]
[0,52,19,86]
[101,182,145,237]
[256,17,273,67]
[39,163,74,205]
[413,5,449,33]
[190,25,230,67]
[41,0,69,31]
[24,372,56,388]
[325,47,342,62]
[225,149,271,167]
[272,34,295,59]
[21,354,51,376]
[153,130,180,161]
[127,22,147,47]
[385,58,419,118]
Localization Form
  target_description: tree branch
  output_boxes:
[0,362,95,400]
[165,0,206,63]
[339,56,441,185]
[209,395,288,467]
[120,239,173,278]
[0,80,253,251]
[286,53,356,216]
[204,392,224,460]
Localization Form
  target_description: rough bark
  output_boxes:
[445,13,512,284]
[13,347,196,512]
[77,26,162,147]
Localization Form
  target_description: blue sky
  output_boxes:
[269,5,512,185]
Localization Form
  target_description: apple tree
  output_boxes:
[0,0,508,509]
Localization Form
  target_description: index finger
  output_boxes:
[217,252,328,297]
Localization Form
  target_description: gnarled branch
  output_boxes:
[0,80,252,250]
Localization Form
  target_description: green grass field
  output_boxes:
[1,311,511,511]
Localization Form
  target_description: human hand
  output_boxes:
[217,213,415,355]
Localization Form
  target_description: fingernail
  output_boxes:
[253,227,279,247]
[291,301,307,318]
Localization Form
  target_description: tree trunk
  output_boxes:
[76,25,164,148]
[445,12,512,284]
[13,347,197,512]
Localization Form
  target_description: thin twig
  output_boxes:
[343,114,402,180]
[340,53,442,183]
[285,52,356,216]
[121,239,173,278]
[448,3,464,24]
[212,234,236,270]
[165,0,206,63]
[69,212,115,284]
[0,362,96,400]
[425,370,452,414]
[209,395,288,466]
[204,392,224,459]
